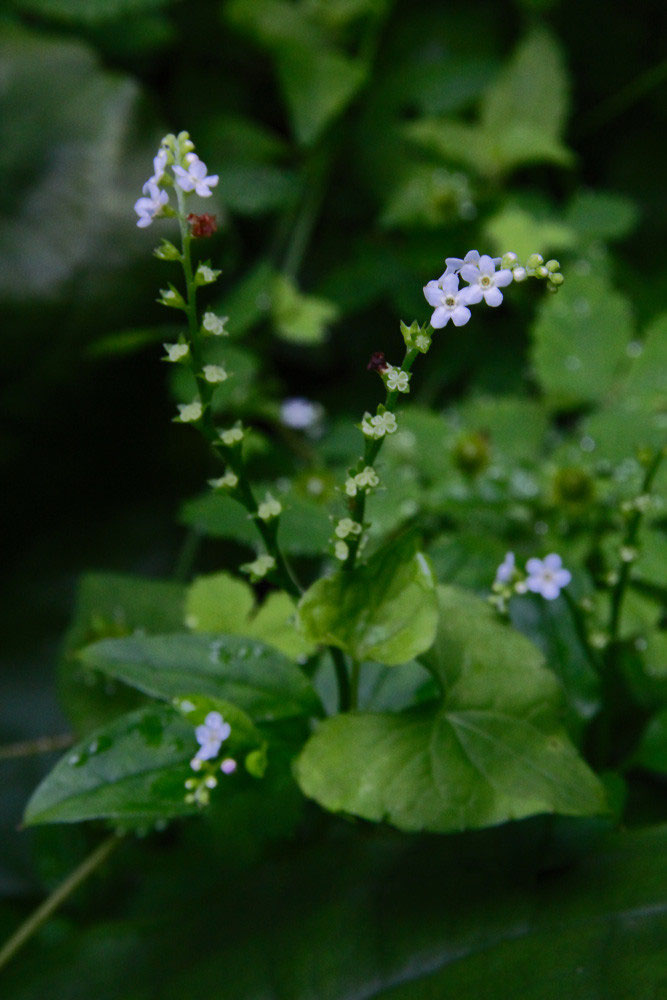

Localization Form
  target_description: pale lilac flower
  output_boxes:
[525,554,572,600]
[495,551,516,584]
[173,153,219,197]
[423,273,476,328]
[220,758,237,775]
[134,181,169,228]
[280,397,323,430]
[194,711,231,762]
[148,147,169,185]
[443,250,489,276]
[460,254,513,307]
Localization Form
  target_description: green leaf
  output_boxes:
[531,271,635,408]
[457,395,549,461]
[635,710,667,775]
[216,163,298,215]
[482,28,569,142]
[271,273,339,344]
[565,189,640,244]
[79,632,320,721]
[58,573,186,734]
[485,206,576,259]
[8,0,176,26]
[24,705,198,825]
[298,535,439,665]
[185,572,314,659]
[296,587,606,833]
[275,45,367,146]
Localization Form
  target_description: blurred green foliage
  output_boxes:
[1,0,666,994]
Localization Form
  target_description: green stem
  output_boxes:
[330,647,351,713]
[0,733,74,761]
[343,345,421,571]
[607,449,664,646]
[172,193,302,598]
[172,525,202,583]
[0,835,120,973]
[561,589,600,674]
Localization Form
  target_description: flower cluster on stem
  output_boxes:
[184,710,237,807]
[135,132,300,598]
[490,551,572,613]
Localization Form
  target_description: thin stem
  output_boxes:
[607,449,664,645]
[330,647,351,713]
[561,589,601,674]
[349,660,361,711]
[343,345,421,571]
[0,834,121,973]
[0,733,74,761]
[172,525,202,583]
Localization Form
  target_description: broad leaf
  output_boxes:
[24,705,199,825]
[298,535,439,665]
[296,587,606,832]
[79,632,321,721]
[531,271,634,408]
[185,572,314,659]
[271,273,339,344]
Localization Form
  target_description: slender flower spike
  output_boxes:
[134,181,169,228]
[194,711,231,763]
[495,551,516,584]
[173,152,219,197]
[176,400,203,423]
[525,554,572,600]
[163,342,189,363]
[423,274,476,328]
[460,255,513,307]
[202,364,228,384]
[202,312,229,336]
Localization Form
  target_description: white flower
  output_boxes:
[362,411,398,439]
[443,250,487,276]
[202,364,228,384]
[334,540,349,561]
[384,365,410,393]
[194,711,231,762]
[280,397,323,430]
[163,342,189,363]
[134,181,169,228]
[219,424,244,446]
[173,153,219,197]
[335,518,362,539]
[195,264,221,285]
[220,758,237,775]
[495,551,516,584]
[257,493,282,521]
[525,554,572,600]
[423,273,476,328]
[208,471,238,490]
[176,400,202,423]
[202,312,229,336]
[460,254,513,307]
[241,554,276,579]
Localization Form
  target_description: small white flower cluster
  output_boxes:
[491,551,572,611]
[361,409,398,439]
[333,518,363,562]
[257,493,282,522]
[382,365,411,394]
[344,466,379,498]
[134,131,219,229]
[185,710,237,807]
[241,554,276,581]
[208,471,238,491]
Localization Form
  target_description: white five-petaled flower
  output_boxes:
[459,254,513,307]
[423,273,476,328]
[194,711,231,762]
[202,364,228,384]
[525,554,572,600]
[134,181,169,228]
[495,551,516,584]
[173,152,219,197]
[177,400,202,423]
[202,312,228,336]
[148,147,169,186]
[163,342,189,363]
[443,250,488,276]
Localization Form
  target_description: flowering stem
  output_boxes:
[0,834,121,973]
[343,345,420,571]
[173,191,301,599]
[607,448,664,647]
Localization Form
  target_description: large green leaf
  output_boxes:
[531,271,635,408]
[23,705,199,825]
[276,45,367,146]
[296,587,606,833]
[298,535,439,665]
[185,572,314,659]
[79,632,320,721]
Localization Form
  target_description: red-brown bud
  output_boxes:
[187,213,218,238]
[367,351,388,372]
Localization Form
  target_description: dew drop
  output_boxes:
[68,753,80,765]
